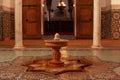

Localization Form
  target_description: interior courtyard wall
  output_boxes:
[112,0,120,5]
[0,0,120,40]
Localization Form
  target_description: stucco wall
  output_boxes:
[111,0,120,5]
[2,0,14,8]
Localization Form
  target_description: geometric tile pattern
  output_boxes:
[101,10,111,39]
[111,9,120,39]
[9,12,15,39]
[3,11,15,39]
[0,11,4,41]
[0,56,119,80]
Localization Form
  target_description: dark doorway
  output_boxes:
[44,20,74,35]
[44,0,74,35]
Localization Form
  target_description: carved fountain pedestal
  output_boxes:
[27,33,89,74]
[45,39,67,67]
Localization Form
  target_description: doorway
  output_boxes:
[22,0,42,39]
[22,0,93,39]
[76,0,93,39]
[43,0,74,35]
[43,0,93,39]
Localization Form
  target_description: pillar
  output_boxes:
[92,0,102,49]
[14,0,24,49]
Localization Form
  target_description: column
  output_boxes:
[14,0,24,49]
[41,0,44,35]
[92,0,102,49]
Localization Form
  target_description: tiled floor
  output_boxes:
[0,46,120,62]
[0,46,120,79]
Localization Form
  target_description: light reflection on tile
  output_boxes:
[0,49,120,63]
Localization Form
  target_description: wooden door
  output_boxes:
[76,0,93,39]
[22,0,41,39]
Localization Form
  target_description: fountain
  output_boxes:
[45,33,68,67]
[0,33,119,79]
[27,33,90,74]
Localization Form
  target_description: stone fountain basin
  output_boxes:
[45,40,68,47]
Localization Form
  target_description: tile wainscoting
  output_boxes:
[3,11,14,39]
[111,9,120,39]
[0,11,4,41]
[101,10,111,39]
[0,10,14,40]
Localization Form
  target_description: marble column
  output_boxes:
[14,0,24,49]
[92,0,102,49]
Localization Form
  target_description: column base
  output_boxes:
[91,45,103,49]
[13,46,25,50]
